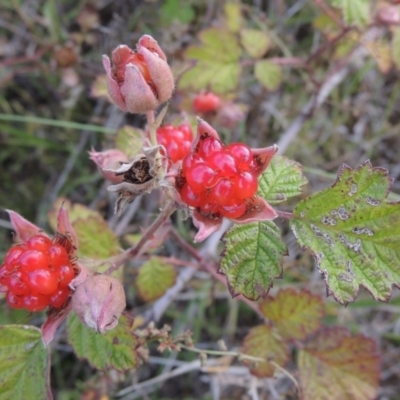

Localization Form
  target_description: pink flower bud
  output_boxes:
[71,274,126,334]
[102,35,174,114]
[89,148,129,183]
[376,4,400,25]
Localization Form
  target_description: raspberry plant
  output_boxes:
[1,0,400,398]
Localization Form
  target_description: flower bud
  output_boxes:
[89,148,129,183]
[102,35,174,114]
[376,3,400,25]
[71,274,126,334]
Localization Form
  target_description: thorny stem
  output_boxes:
[105,200,176,275]
[276,210,293,219]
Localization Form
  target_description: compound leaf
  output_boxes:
[136,258,177,302]
[179,27,242,94]
[220,222,286,300]
[330,0,371,27]
[254,60,282,91]
[298,327,380,400]
[240,29,270,58]
[67,314,142,371]
[242,325,289,377]
[291,161,400,305]
[260,288,325,341]
[258,155,308,204]
[0,325,51,400]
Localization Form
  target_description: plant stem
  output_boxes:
[105,200,176,274]
[276,210,293,219]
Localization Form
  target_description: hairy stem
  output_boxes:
[105,200,176,274]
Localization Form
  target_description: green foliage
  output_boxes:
[179,27,242,94]
[160,0,194,24]
[240,29,270,58]
[259,288,325,341]
[258,155,308,205]
[291,162,400,304]
[0,325,51,400]
[330,0,371,27]
[298,327,380,400]
[392,27,400,70]
[220,222,286,300]
[115,126,145,159]
[254,60,282,91]
[67,314,142,371]
[136,258,177,302]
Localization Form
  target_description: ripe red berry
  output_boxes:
[157,124,193,164]
[177,134,260,221]
[1,234,76,312]
[193,92,222,114]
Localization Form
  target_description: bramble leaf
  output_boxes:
[291,161,400,305]
[330,0,371,27]
[220,222,286,300]
[258,155,308,204]
[179,27,242,94]
[67,314,143,371]
[0,325,51,400]
[240,29,270,58]
[260,288,325,341]
[298,327,380,400]
[242,325,289,377]
[254,60,282,91]
[136,258,177,302]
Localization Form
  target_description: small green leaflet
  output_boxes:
[254,60,282,92]
[220,222,286,300]
[330,0,371,27]
[67,314,142,371]
[179,27,242,94]
[0,325,52,400]
[291,161,400,305]
[258,155,308,204]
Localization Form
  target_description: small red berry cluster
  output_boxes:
[157,124,193,164]
[0,235,76,312]
[177,135,259,219]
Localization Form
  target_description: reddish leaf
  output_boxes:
[242,325,289,377]
[260,288,325,341]
[298,327,380,400]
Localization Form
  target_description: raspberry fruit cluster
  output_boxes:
[157,124,193,164]
[177,136,259,219]
[0,235,76,312]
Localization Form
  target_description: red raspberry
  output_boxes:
[193,92,222,114]
[157,124,193,164]
[177,136,259,220]
[1,234,76,312]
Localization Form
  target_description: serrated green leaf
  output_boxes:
[330,0,371,27]
[224,2,242,32]
[258,155,307,205]
[0,325,51,400]
[242,325,289,378]
[115,126,145,159]
[392,27,400,70]
[291,161,400,305]
[220,222,286,300]
[260,288,325,341]
[73,216,119,261]
[67,314,142,371]
[298,327,380,400]
[179,27,242,94]
[254,60,282,91]
[240,29,270,58]
[136,258,177,302]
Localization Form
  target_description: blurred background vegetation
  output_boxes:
[1,0,400,398]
